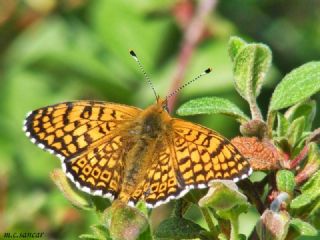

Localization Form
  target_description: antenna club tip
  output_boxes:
[205,67,212,74]
[129,50,137,57]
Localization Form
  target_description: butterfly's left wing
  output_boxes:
[23,101,142,199]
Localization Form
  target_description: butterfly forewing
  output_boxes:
[24,101,141,161]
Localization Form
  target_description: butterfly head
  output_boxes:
[156,97,169,112]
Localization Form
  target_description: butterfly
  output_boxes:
[23,52,252,208]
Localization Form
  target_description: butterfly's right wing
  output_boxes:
[171,118,252,186]
[23,101,142,199]
[130,118,252,208]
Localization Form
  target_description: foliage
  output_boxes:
[1,1,320,240]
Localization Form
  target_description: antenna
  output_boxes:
[166,68,212,99]
[130,50,158,99]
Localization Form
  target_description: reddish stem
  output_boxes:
[289,144,309,169]
[295,163,319,185]
[167,0,217,112]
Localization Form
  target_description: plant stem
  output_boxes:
[237,179,265,214]
[200,207,219,239]
[248,92,263,121]
[167,0,217,112]
[290,144,309,169]
[229,213,239,240]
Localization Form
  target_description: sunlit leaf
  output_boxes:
[177,97,249,123]
[290,218,317,236]
[233,43,272,99]
[269,62,320,111]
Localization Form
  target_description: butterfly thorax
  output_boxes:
[119,99,172,202]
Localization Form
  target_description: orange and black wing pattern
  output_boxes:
[172,119,252,187]
[126,119,252,208]
[128,145,186,208]
[23,101,141,198]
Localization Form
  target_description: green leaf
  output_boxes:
[269,62,320,111]
[306,143,320,166]
[290,191,315,210]
[290,218,318,236]
[80,224,111,240]
[233,43,272,99]
[276,113,289,137]
[90,225,111,240]
[286,116,305,148]
[176,97,249,123]
[291,171,320,209]
[276,170,296,195]
[301,170,320,192]
[285,100,316,131]
[79,234,101,240]
[154,217,207,239]
[228,36,247,62]
[198,180,248,211]
[137,226,153,240]
[309,200,320,228]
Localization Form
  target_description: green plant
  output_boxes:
[48,36,320,239]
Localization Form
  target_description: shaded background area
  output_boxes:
[0,0,319,239]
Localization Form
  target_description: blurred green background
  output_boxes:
[0,0,319,239]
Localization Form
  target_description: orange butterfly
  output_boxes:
[23,51,252,208]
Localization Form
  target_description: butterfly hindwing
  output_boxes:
[129,145,186,208]
[65,135,125,200]
[172,119,252,185]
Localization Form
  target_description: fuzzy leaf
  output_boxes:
[286,116,305,148]
[290,218,318,236]
[309,200,320,228]
[301,170,320,192]
[285,100,316,131]
[154,217,207,239]
[90,225,111,240]
[276,170,295,195]
[198,180,247,211]
[269,62,320,111]
[291,171,320,209]
[176,97,249,123]
[79,234,101,240]
[290,191,315,210]
[306,143,320,166]
[228,36,247,62]
[276,113,289,137]
[233,43,272,99]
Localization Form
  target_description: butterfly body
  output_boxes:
[23,98,252,208]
